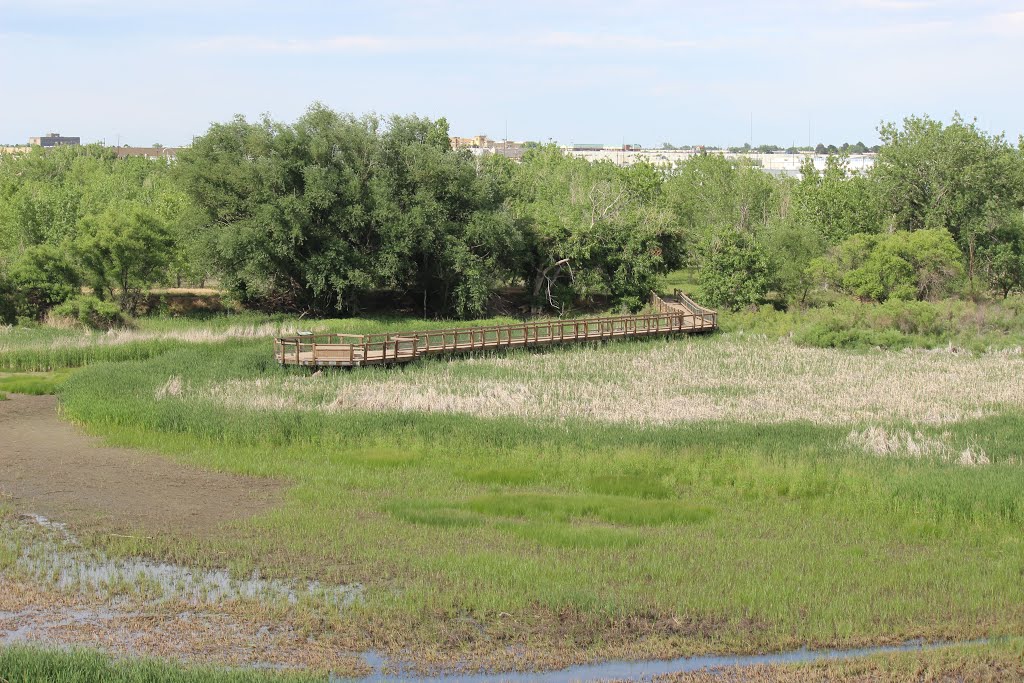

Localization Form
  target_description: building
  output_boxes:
[450,135,494,150]
[114,146,180,162]
[28,132,80,147]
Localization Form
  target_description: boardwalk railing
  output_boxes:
[275,293,717,367]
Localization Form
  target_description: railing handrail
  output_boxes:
[274,308,712,346]
[274,296,717,365]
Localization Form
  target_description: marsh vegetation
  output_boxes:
[2,106,1024,680]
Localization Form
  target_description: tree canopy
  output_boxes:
[0,108,1022,325]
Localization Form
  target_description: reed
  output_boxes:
[43,332,1024,659]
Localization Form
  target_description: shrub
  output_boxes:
[6,244,82,320]
[698,228,772,311]
[52,295,127,330]
[0,272,16,325]
[811,229,964,302]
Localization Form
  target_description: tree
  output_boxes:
[0,273,15,325]
[370,115,523,317]
[698,228,772,310]
[5,244,81,320]
[791,156,881,244]
[662,153,786,262]
[76,202,173,313]
[763,217,826,306]
[178,106,380,314]
[873,114,1022,267]
[976,207,1024,297]
[510,146,681,313]
[0,143,199,298]
[179,104,521,317]
[811,229,964,302]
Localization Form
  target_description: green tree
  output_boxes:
[510,146,680,313]
[873,114,1022,269]
[791,156,881,244]
[812,229,964,302]
[76,202,173,313]
[179,104,519,317]
[698,228,772,310]
[371,115,523,317]
[6,244,82,320]
[762,217,826,306]
[0,273,16,325]
[178,105,381,313]
[976,208,1024,297]
[662,154,787,263]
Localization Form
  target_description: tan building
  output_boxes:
[450,135,494,149]
[114,146,180,161]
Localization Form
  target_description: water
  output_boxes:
[11,513,362,609]
[0,606,128,645]
[335,639,989,683]
[6,515,991,681]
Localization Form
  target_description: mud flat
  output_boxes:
[0,394,283,534]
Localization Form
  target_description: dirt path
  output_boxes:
[0,394,283,534]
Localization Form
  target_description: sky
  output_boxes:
[1,0,1022,148]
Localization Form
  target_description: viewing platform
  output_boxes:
[274,291,716,368]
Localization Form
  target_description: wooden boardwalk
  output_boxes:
[274,291,716,367]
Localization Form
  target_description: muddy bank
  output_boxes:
[0,576,368,675]
[0,394,283,534]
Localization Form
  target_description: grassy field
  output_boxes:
[663,638,1024,681]
[0,645,318,683]
[662,269,1024,352]
[3,305,1024,676]
[4,639,1023,682]
[42,335,1024,657]
[0,312,521,372]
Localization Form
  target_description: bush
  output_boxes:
[722,296,1024,351]
[0,272,17,325]
[6,244,82,320]
[698,228,772,311]
[811,230,964,303]
[52,295,127,330]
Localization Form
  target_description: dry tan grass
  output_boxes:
[845,427,992,465]
[0,321,318,355]
[197,336,1024,428]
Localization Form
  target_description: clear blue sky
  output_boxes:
[1,0,1022,147]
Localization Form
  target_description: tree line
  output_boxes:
[0,106,1022,326]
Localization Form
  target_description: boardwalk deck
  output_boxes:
[274,291,716,367]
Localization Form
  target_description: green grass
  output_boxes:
[43,333,1024,658]
[660,638,1024,681]
[0,645,320,683]
[0,312,522,372]
[721,295,1024,351]
[0,369,75,395]
[659,267,1024,351]
[5,304,1024,665]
